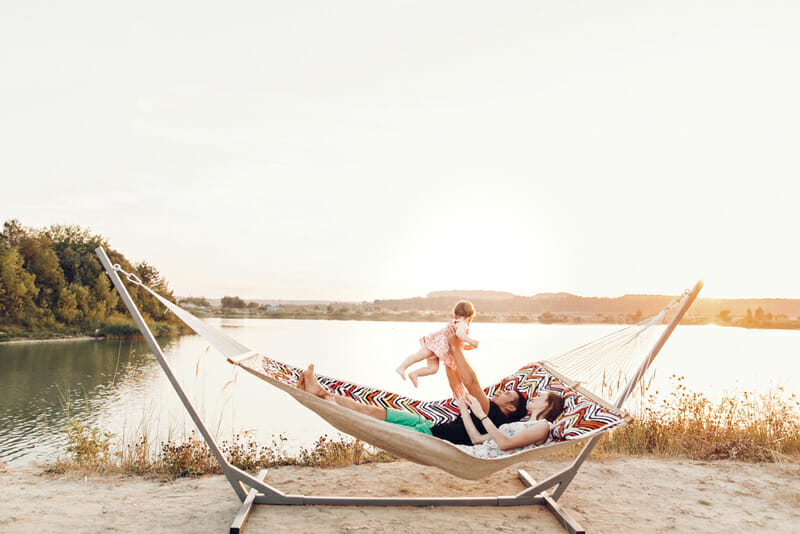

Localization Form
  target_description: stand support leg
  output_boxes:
[518,470,585,534]
[230,470,268,534]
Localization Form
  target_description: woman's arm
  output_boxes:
[466,396,550,450]
[455,396,490,445]
[485,420,550,450]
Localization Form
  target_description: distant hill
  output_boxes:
[426,290,517,301]
[374,291,800,320]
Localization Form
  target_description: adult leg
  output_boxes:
[408,356,439,387]
[396,346,434,380]
[297,365,387,420]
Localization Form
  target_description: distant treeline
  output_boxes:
[374,289,800,326]
[0,219,181,340]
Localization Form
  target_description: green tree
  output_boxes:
[0,247,40,324]
[45,224,108,256]
[92,274,118,316]
[18,234,66,311]
[55,286,80,323]
[58,246,103,287]
[0,220,184,335]
[221,296,246,309]
[0,219,28,248]
[69,282,92,321]
[46,225,107,288]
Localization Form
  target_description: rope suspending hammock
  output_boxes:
[94,247,702,534]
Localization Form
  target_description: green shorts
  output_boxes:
[385,408,434,435]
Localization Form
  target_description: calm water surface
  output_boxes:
[1,320,797,466]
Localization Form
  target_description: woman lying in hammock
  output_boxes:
[453,392,564,459]
[295,326,528,446]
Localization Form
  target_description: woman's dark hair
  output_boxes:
[538,392,565,422]
[508,390,528,421]
[452,300,476,319]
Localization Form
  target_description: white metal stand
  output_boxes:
[95,247,702,533]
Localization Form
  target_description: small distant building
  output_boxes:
[266,305,281,311]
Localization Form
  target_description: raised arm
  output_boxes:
[446,328,490,414]
[444,366,466,399]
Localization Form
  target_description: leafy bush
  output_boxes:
[63,419,114,469]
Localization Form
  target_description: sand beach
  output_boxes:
[2,456,799,533]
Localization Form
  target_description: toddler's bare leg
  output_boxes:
[408,356,439,388]
[396,347,433,380]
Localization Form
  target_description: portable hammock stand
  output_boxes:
[95,247,702,534]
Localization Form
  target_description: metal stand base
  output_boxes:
[230,470,268,534]
[518,470,585,534]
[228,468,584,534]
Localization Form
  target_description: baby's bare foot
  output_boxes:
[395,367,406,380]
[409,373,419,388]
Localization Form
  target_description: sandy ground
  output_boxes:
[1,456,799,533]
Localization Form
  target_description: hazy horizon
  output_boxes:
[3,2,799,301]
[181,285,796,304]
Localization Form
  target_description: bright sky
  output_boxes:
[2,2,799,301]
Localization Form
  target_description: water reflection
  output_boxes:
[0,338,172,465]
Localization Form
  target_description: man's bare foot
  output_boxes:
[299,364,331,399]
[409,373,419,388]
[395,367,406,380]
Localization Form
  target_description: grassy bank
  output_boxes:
[46,379,799,478]
[47,426,396,478]
[0,317,190,343]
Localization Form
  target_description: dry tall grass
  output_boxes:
[48,377,799,477]
[48,425,395,478]
[598,376,800,461]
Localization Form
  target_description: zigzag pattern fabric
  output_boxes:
[260,357,628,438]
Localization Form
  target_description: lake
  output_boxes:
[1,319,797,466]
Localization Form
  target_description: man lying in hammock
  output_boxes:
[296,327,529,445]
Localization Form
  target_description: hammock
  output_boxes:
[95,246,702,533]
[107,254,688,476]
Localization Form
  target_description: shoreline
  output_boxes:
[2,315,797,345]
[2,457,798,532]
[0,335,99,346]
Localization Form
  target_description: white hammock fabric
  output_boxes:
[134,289,692,480]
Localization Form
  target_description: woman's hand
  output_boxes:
[454,395,469,414]
[455,394,490,445]
[465,394,486,418]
